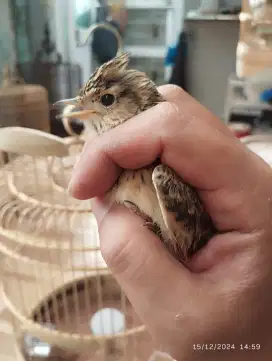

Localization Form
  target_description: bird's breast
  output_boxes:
[107,167,166,232]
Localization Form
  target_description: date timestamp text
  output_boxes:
[193,344,261,351]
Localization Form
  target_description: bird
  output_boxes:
[55,52,216,262]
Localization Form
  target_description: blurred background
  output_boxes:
[0,0,271,137]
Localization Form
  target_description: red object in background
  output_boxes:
[228,122,253,138]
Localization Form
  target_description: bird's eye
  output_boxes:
[100,94,115,107]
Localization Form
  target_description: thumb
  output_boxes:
[91,198,197,329]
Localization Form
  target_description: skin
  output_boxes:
[68,85,272,361]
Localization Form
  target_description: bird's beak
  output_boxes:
[53,97,79,107]
[56,109,98,121]
[54,97,99,121]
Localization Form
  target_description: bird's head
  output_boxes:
[55,53,163,134]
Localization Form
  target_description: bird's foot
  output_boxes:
[143,221,162,239]
[123,200,150,220]
[123,201,162,238]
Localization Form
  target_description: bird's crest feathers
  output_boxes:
[80,52,131,96]
[103,52,130,73]
[77,52,163,117]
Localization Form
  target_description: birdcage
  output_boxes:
[0,126,153,361]
[0,66,50,132]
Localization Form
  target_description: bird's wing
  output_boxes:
[152,164,216,261]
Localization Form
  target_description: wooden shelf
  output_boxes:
[186,14,239,21]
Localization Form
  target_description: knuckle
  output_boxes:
[100,233,132,274]
[99,215,147,279]
[155,101,191,142]
[155,101,180,128]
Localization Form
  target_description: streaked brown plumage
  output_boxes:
[56,53,216,262]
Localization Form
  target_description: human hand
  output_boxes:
[68,85,272,361]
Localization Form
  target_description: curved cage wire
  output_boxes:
[0,127,152,361]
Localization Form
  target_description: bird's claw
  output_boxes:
[142,221,154,230]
